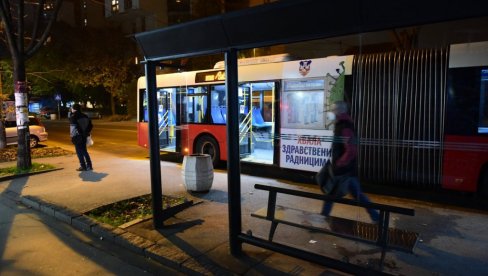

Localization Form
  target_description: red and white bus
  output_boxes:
[137,41,488,195]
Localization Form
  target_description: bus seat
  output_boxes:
[211,107,225,124]
[220,106,227,121]
[252,107,272,131]
[252,108,265,125]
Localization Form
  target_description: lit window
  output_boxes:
[112,0,119,13]
[44,1,54,11]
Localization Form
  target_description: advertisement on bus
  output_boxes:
[279,56,348,171]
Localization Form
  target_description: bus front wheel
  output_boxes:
[195,135,220,167]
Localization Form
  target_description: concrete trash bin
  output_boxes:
[182,154,214,192]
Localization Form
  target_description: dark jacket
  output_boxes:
[69,111,92,145]
[332,113,358,176]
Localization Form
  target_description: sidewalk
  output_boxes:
[1,145,488,275]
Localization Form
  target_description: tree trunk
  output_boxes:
[111,94,116,115]
[0,71,6,149]
[0,120,6,149]
[13,58,32,169]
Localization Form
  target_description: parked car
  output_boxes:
[39,106,56,119]
[39,106,69,119]
[67,110,102,119]
[84,110,102,119]
[4,116,48,148]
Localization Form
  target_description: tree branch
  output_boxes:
[27,0,46,51]
[17,0,25,56]
[0,1,12,23]
[26,0,62,59]
[0,1,19,60]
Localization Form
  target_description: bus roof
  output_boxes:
[137,55,353,89]
[213,54,292,69]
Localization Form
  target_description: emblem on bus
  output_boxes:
[299,60,312,76]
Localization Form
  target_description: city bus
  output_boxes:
[137,41,488,195]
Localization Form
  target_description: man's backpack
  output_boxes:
[77,117,93,137]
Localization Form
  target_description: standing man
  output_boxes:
[69,104,93,171]
[321,101,379,222]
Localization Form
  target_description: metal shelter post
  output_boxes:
[145,60,164,229]
[225,48,242,255]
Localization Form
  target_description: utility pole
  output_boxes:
[0,68,6,149]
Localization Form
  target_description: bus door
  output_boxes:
[238,85,252,156]
[241,81,276,164]
[209,84,252,156]
[157,88,176,151]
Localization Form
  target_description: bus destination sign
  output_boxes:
[195,70,225,83]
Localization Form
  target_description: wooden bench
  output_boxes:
[251,184,419,267]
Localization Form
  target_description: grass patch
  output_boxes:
[86,194,190,227]
[0,162,57,177]
[0,146,73,162]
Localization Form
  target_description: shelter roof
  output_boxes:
[135,0,488,61]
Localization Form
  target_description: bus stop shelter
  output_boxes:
[134,0,488,273]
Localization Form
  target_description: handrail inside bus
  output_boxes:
[239,112,252,144]
[158,110,169,135]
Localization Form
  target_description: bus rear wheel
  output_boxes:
[195,135,220,167]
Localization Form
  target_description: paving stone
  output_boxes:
[180,258,214,276]
[193,242,268,275]
[144,243,190,269]
[114,232,155,254]
[91,223,123,241]
[112,227,127,236]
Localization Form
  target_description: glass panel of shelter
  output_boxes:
[240,81,276,164]
[157,88,176,151]
[180,86,208,124]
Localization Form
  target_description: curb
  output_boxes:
[0,167,64,182]
[19,195,221,275]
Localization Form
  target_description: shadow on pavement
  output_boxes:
[78,171,108,182]
[188,189,228,203]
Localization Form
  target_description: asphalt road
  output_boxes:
[41,119,149,159]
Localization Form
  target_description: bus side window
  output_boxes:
[220,106,227,121]
[211,106,225,124]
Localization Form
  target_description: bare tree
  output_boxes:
[0,0,62,169]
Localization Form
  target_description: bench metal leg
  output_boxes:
[379,247,386,270]
[377,211,390,270]
[269,221,278,242]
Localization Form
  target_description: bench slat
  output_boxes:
[252,205,419,253]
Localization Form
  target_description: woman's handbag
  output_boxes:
[86,135,94,147]
[315,160,335,194]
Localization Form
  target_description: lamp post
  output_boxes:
[55,93,61,119]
